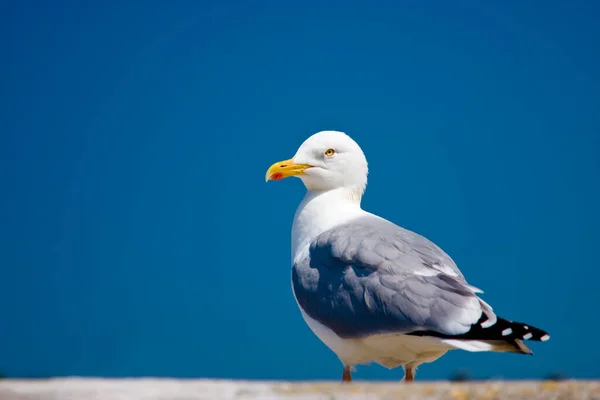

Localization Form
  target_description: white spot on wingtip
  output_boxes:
[524,325,529,329]
[481,319,495,328]
[523,333,533,340]
[502,328,512,336]
[541,334,550,341]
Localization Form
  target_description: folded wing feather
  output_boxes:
[292,215,496,339]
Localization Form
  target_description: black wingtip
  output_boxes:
[407,314,550,345]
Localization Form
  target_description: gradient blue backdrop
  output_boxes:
[1,0,599,381]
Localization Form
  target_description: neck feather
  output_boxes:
[291,187,364,262]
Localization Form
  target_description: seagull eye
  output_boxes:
[325,148,335,157]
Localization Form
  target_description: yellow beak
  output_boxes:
[265,158,312,182]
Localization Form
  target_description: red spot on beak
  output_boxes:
[271,172,283,181]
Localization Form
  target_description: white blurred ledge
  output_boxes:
[0,378,598,400]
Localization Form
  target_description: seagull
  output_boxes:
[265,130,550,383]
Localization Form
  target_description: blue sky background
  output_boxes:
[1,0,599,381]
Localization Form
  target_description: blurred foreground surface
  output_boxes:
[0,378,599,400]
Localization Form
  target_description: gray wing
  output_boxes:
[292,214,496,339]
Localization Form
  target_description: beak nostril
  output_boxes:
[280,164,287,168]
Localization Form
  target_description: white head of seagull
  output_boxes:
[265,130,369,200]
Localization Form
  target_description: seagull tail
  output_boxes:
[408,316,550,355]
[439,317,550,355]
[441,338,534,354]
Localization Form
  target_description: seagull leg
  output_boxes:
[403,367,415,383]
[342,365,352,383]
